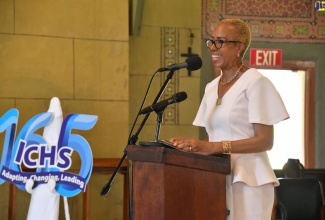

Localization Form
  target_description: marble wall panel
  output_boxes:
[0,0,14,33]
[74,40,129,100]
[15,0,129,40]
[143,0,201,28]
[0,35,74,98]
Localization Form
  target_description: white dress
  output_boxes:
[193,68,289,219]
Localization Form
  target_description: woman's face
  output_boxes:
[208,23,241,70]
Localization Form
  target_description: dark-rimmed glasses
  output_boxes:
[205,39,244,49]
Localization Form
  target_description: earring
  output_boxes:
[237,54,240,58]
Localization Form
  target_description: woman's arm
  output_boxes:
[169,123,274,155]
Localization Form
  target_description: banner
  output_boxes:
[0,105,98,197]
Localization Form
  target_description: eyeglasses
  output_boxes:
[205,39,244,49]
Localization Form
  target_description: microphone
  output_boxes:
[157,56,202,72]
[139,91,187,115]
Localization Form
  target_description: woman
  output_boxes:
[170,19,289,219]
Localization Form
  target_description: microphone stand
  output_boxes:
[100,70,176,217]
[137,110,171,148]
[154,111,163,142]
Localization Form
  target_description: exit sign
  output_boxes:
[249,48,282,67]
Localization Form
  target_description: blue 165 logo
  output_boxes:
[0,108,98,197]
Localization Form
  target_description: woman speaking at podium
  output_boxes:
[170,19,289,220]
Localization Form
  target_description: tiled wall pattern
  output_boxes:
[160,27,180,125]
[203,0,325,43]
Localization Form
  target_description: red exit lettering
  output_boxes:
[249,48,282,67]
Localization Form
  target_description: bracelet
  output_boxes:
[222,141,232,154]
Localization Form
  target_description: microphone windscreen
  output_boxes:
[175,91,187,102]
[186,56,202,71]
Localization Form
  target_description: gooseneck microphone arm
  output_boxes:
[129,70,176,144]
[100,70,176,198]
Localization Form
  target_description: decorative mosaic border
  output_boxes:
[202,0,325,43]
[160,27,180,125]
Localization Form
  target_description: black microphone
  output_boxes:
[157,56,202,72]
[139,92,187,115]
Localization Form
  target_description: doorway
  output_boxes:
[245,60,316,169]
[260,69,305,169]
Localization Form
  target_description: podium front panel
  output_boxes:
[128,145,230,220]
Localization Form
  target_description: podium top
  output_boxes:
[127,145,230,174]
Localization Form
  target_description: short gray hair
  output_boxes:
[219,19,251,57]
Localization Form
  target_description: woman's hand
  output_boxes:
[170,123,273,155]
[169,136,219,155]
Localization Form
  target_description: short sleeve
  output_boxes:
[247,76,289,125]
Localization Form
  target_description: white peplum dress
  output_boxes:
[193,68,289,220]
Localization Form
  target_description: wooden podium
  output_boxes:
[127,145,231,220]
